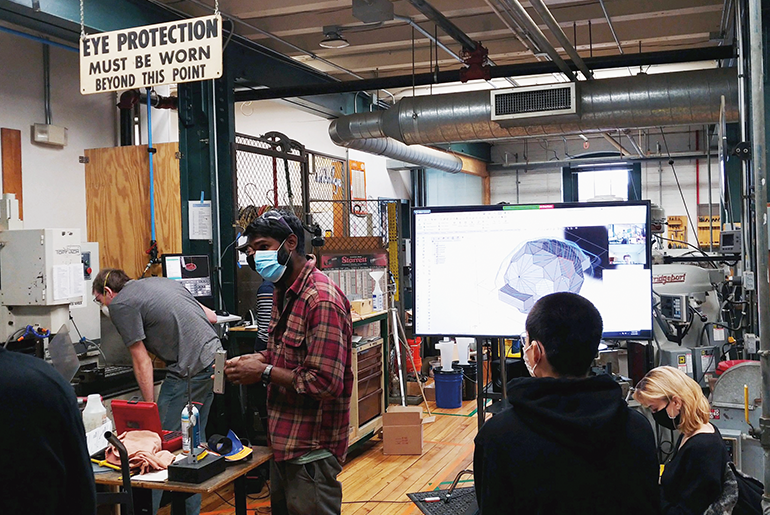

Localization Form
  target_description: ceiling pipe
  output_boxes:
[394,14,464,63]
[597,0,623,54]
[489,152,709,171]
[329,67,739,145]
[394,15,518,87]
[602,133,630,156]
[482,0,540,55]
[182,0,366,80]
[495,0,577,81]
[528,0,593,79]
[407,0,477,51]
[338,137,464,173]
[623,129,645,157]
[43,43,51,125]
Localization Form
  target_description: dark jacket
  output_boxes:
[0,347,96,514]
[661,429,729,515]
[474,374,661,515]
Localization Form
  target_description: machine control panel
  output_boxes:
[82,251,93,280]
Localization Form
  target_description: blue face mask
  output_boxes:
[252,240,289,282]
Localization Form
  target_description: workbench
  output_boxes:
[94,446,272,515]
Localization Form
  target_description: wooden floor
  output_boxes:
[191,397,481,515]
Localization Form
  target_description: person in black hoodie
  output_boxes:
[474,292,661,515]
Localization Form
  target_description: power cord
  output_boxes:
[69,310,108,363]
[342,500,413,504]
[214,491,235,507]
[659,128,699,246]
[655,235,712,259]
[3,327,26,348]
[247,480,270,500]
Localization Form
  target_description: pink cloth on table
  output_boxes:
[106,430,176,475]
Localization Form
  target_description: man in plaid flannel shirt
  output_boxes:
[225,209,353,515]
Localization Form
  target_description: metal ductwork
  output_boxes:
[337,136,464,173]
[329,68,739,147]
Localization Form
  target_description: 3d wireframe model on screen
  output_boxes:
[497,234,603,314]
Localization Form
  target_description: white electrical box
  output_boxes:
[32,123,68,147]
[0,229,83,306]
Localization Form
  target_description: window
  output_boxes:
[577,169,629,202]
[562,160,641,203]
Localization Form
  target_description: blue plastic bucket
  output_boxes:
[433,367,463,409]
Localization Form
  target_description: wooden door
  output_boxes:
[84,143,182,279]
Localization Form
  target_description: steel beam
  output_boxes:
[235,46,735,102]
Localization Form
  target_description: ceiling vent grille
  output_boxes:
[491,83,577,121]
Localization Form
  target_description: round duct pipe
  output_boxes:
[335,137,464,173]
[330,68,739,146]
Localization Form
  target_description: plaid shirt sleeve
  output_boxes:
[291,299,350,399]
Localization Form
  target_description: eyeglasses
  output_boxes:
[520,332,530,349]
[261,210,293,232]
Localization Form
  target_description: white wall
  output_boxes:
[348,149,411,200]
[0,31,116,233]
[235,100,411,200]
[490,128,717,243]
[138,85,179,145]
[425,168,483,206]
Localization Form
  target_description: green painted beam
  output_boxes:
[0,0,174,39]
[178,46,242,312]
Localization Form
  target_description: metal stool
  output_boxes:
[95,431,134,515]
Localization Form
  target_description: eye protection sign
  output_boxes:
[80,15,222,95]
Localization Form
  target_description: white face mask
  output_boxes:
[523,342,538,377]
[100,305,111,318]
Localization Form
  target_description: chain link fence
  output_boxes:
[232,132,401,313]
[234,132,307,229]
[309,200,394,251]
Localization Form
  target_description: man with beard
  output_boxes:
[225,209,353,515]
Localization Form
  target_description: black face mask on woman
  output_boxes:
[652,403,681,430]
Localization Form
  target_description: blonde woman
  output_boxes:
[634,366,729,515]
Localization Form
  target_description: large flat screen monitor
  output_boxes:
[412,201,652,339]
[161,254,214,309]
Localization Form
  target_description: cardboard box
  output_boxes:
[383,406,424,455]
[351,298,373,316]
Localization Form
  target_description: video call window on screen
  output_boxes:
[412,201,653,339]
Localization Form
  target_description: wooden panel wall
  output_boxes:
[85,143,182,279]
[1,128,23,218]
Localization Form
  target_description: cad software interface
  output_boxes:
[413,202,652,338]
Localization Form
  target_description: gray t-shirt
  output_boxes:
[108,277,222,376]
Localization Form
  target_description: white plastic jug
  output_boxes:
[456,338,473,365]
[82,394,107,433]
[435,337,456,372]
